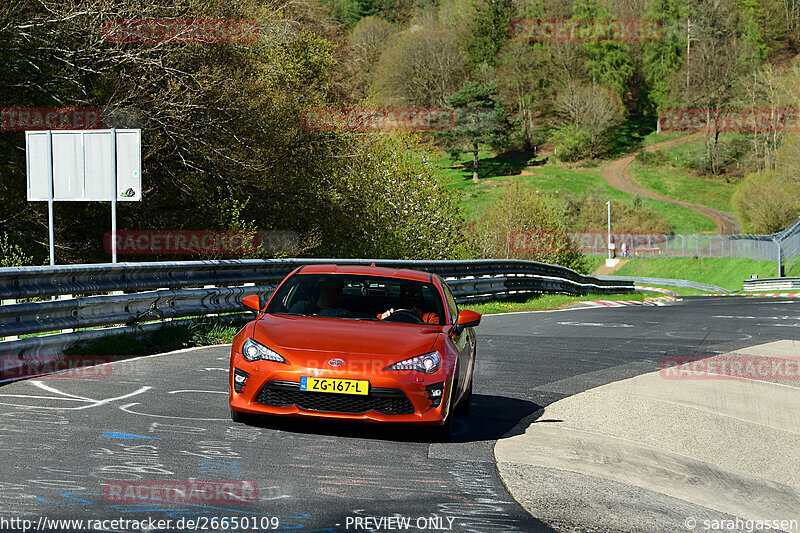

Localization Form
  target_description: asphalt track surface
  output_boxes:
[1,296,798,533]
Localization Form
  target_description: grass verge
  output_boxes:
[464,292,644,315]
[629,161,737,213]
[64,318,242,357]
[613,257,780,291]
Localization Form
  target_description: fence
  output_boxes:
[573,216,800,268]
[0,258,634,358]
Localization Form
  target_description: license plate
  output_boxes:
[300,377,369,395]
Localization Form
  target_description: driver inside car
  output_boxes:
[379,282,439,324]
[288,277,350,317]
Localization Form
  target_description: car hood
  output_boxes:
[252,313,441,356]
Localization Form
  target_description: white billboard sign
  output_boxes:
[26,129,141,201]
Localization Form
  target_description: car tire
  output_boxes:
[454,376,472,417]
[430,413,453,442]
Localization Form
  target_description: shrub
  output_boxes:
[733,169,800,234]
[0,233,33,267]
[635,150,667,167]
[316,132,470,259]
[471,182,588,272]
[565,193,674,234]
[551,125,593,162]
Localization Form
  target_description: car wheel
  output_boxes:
[430,412,453,442]
[454,375,472,417]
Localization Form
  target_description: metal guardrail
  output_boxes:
[597,275,730,293]
[0,259,634,357]
[741,277,800,292]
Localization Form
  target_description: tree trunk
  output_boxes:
[472,142,479,183]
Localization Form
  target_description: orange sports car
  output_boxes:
[229,264,481,439]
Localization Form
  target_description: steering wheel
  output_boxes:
[384,308,424,323]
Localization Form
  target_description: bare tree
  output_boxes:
[554,81,626,158]
[371,23,467,107]
[682,0,745,174]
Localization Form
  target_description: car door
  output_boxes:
[441,280,470,400]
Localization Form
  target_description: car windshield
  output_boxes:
[266,273,446,325]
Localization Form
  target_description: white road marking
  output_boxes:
[557,321,634,328]
[118,402,227,421]
[0,382,150,410]
[168,390,227,395]
[714,315,800,320]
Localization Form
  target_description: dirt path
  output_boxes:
[593,258,630,275]
[602,133,741,234]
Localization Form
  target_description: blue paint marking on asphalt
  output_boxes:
[100,432,161,440]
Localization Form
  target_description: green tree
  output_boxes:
[571,0,633,96]
[641,0,686,131]
[496,40,554,149]
[739,16,769,69]
[437,81,512,182]
[465,0,515,68]
[0,0,428,263]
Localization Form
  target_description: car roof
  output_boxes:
[297,264,435,283]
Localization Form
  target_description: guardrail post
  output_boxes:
[680,235,684,257]
[1,299,18,341]
[695,235,699,257]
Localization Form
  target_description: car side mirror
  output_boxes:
[242,294,261,311]
[456,309,481,328]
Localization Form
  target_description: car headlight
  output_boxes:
[241,338,286,363]
[385,351,442,374]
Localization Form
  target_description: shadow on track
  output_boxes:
[235,394,541,444]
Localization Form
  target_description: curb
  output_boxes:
[580,296,677,308]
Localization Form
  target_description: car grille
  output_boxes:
[256,380,415,415]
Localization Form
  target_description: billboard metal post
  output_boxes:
[606,201,611,259]
[773,237,782,278]
[111,128,117,263]
[46,131,55,266]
